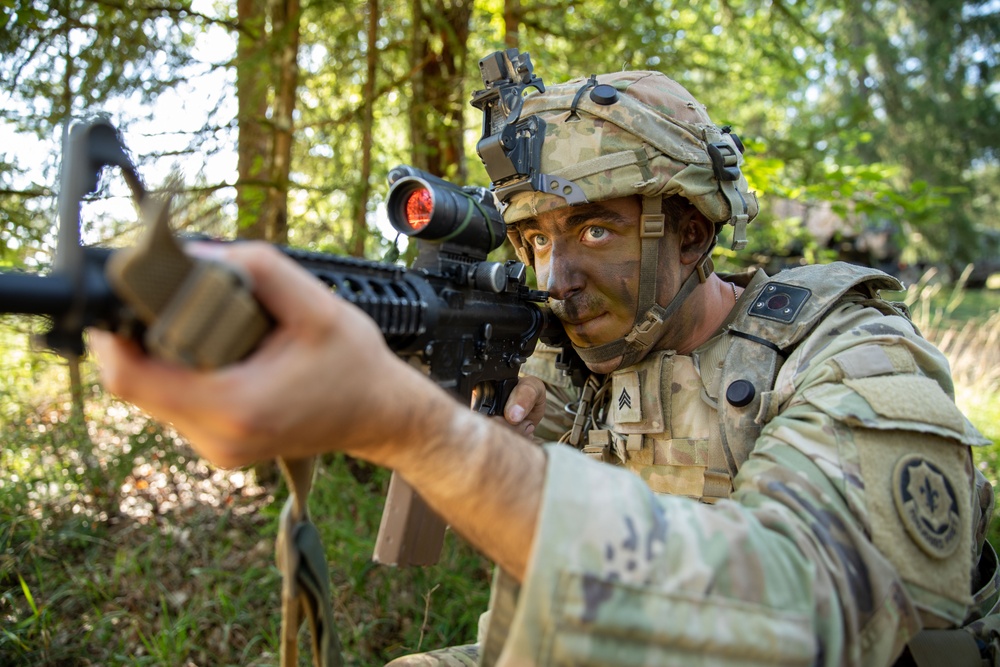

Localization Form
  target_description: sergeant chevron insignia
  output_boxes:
[892,454,961,559]
[618,388,632,410]
[612,371,642,423]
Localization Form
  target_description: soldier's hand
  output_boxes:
[90,241,444,470]
[502,375,547,438]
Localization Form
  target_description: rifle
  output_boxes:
[0,118,555,666]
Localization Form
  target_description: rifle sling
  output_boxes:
[276,457,344,667]
[104,192,271,369]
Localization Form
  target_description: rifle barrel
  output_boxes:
[0,272,75,317]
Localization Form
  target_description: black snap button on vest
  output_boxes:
[726,379,756,407]
[590,84,619,105]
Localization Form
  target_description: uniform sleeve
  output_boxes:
[494,300,990,667]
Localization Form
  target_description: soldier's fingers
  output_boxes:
[504,375,547,427]
[189,241,344,331]
[89,329,196,409]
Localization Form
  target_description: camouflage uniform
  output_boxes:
[392,263,996,666]
[389,51,997,666]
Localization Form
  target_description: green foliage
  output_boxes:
[2,0,198,131]
[300,458,491,662]
[2,0,1000,662]
[0,0,211,269]
[3,0,998,268]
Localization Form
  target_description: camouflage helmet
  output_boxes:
[471,49,758,265]
[470,50,759,369]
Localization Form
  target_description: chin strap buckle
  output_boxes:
[696,254,715,283]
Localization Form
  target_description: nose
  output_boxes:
[540,243,584,301]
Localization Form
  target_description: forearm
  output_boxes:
[351,362,546,581]
[500,440,906,667]
[91,242,547,579]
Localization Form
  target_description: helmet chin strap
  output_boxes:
[573,195,715,371]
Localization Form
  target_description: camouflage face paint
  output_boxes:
[521,196,644,348]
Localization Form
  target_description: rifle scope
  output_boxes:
[386,167,506,255]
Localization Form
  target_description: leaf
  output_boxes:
[18,574,39,618]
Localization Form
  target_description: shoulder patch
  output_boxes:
[893,455,962,559]
[854,429,973,617]
[748,282,811,324]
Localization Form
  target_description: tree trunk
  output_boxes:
[504,0,520,48]
[265,0,301,245]
[235,0,300,244]
[350,0,379,258]
[409,0,472,180]
[236,0,271,240]
[235,0,301,486]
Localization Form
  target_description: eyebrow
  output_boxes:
[518,204,630,234]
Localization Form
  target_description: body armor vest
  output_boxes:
[585,262,907,503]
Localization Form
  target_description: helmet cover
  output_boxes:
[490,69,758,247]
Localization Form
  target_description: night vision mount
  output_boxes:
[471,48,587,207]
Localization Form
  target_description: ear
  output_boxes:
[677,212,716,266]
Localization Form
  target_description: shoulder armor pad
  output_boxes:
[733,262,903,352]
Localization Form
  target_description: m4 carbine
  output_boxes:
[0,118,556,666]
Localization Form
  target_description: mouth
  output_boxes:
[548,297,617,345]
[556,311,611,347]
[560,312,605,327]
[548,299,603,326]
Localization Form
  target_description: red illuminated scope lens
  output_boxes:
[404,188,433,233]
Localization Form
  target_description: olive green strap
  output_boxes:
[276,458,344,667]
[573,253,710,369]
[105,193,270,369]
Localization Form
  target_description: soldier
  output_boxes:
[92,50,998,666]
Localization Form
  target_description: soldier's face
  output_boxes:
[518,196,683,367]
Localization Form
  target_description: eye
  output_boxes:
[527,233,550,250]
[584,226,608,241]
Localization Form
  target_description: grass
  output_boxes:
[1,277,998,665]
[0,321,490,666]
[0,401,492,666]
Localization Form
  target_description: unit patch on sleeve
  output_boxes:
[892,454,961,559]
